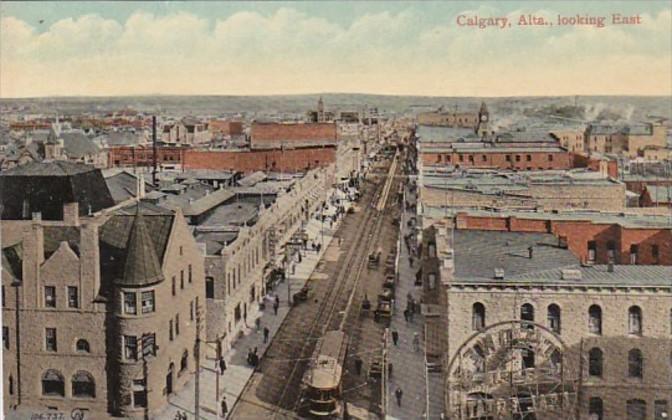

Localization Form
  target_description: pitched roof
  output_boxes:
[237,171,267,187]
[120,208,164,287]
[2,243,23,280]
[0,160,94,176]
[60,132,100,158]
[99,202,173,288]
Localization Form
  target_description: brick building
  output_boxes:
[208,120,243,138]
[107,145,187,169]
[416,103,483,128]
[182,147,336,173]
[452,209,672,265]
[417,126,573,171]
[418,169,626,212]
[250,122,338,150]
[585,122,667,158]
[2,166,205,419]
[418,225,671,419]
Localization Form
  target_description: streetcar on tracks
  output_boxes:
[301,331,349,417]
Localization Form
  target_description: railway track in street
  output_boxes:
[231,153,400,419]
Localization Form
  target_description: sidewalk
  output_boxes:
[386,184,428,420]
[156,192,347,420]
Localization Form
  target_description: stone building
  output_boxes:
[2,162,205,418]
[199,167,331,354]
[418,224,671,419]
[416,103,483,129]
[585,122,667,158]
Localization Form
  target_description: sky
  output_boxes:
[0,1,671,98]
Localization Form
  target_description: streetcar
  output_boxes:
[302,331,349,417]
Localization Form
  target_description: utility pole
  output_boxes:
[152,116,158,186]
[194,301,202,419]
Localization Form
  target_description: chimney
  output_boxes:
[528,246,534,259]
[607,260,614,273]
[494,268,505,280]
[62,202,79,226]
[137,173,146,199]
[80,223,101,305]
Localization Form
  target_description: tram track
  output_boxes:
[231,153,400,419]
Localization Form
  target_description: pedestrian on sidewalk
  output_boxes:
[395,387,403,407]
[391,330,399,346]
[220,396,228,418]
[354,356,363,376]
[413,332,420,352]
[219,357,227,375]
[273,300,279,315]
[263,326,270,343]
[255,317,261,332]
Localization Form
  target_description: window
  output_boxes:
[505,155,511,162]
[123,292,137,315]
[588,348,603,377]
[250,285,256,303]
[180,350,188,373]
[133,379,147,408]
[124,336,138,360]
[206,277,215,299]
[190,301,194,321]
[627,399,646,420]
[179,246,183,256]
[428,273,437,290]
[141,333,156,358]
[526,154,531,162]
[76,339,90,353]
[630,244,639,264]
[607,240,616,261]
[67,286,79,308]
[44,286,56,308]
[2,326,9,350]
[547,304,561,334]
[548,154,554,162]
[188,265,192,283]
[458,154,463,162]
[472,303,485,331]
[515,155,521,162]
[587,241,597,263]
[437,155,442,163]
[468,155,474,163]
[172,276,176,296]
[141,291,155,314]
[169,320,174,341]
[654,400,669,420]
[9,375,13,395]
[72,371,95,398]
[180,270,184,289]
[520,303,534,329]
[652,245,660,263]
[41,370,65,397]
[45,328,57,352]
[234,303,242,323]
[175,314,180,336]
[589,397,603,420]
[589,305,602,334]
[628,348,643,378]
[2,285,5,307]
[628,306,642,335]
[481,155,487,162]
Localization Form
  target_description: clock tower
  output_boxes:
[476,101,490,137]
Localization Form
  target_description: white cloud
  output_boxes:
[0,7,670,97]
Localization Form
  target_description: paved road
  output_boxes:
[156,196,342,420]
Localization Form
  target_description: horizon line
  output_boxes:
[2,92,671,100]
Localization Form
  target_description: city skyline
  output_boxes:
[1,1,671,98]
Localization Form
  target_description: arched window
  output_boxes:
[180,350,188,373]
[626,399,646,420]
[588,348,603,377]
[520,303,534,330]
[41,369,65,397]
[72,371,95,398]
[550,350,562,372]
[76,339,90,353]
[589,397,604,420]
[589,305,602,335]
[628,306,642,335]
[628,348,643,378]
[547,304,561,334]
[472,303,485,331]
